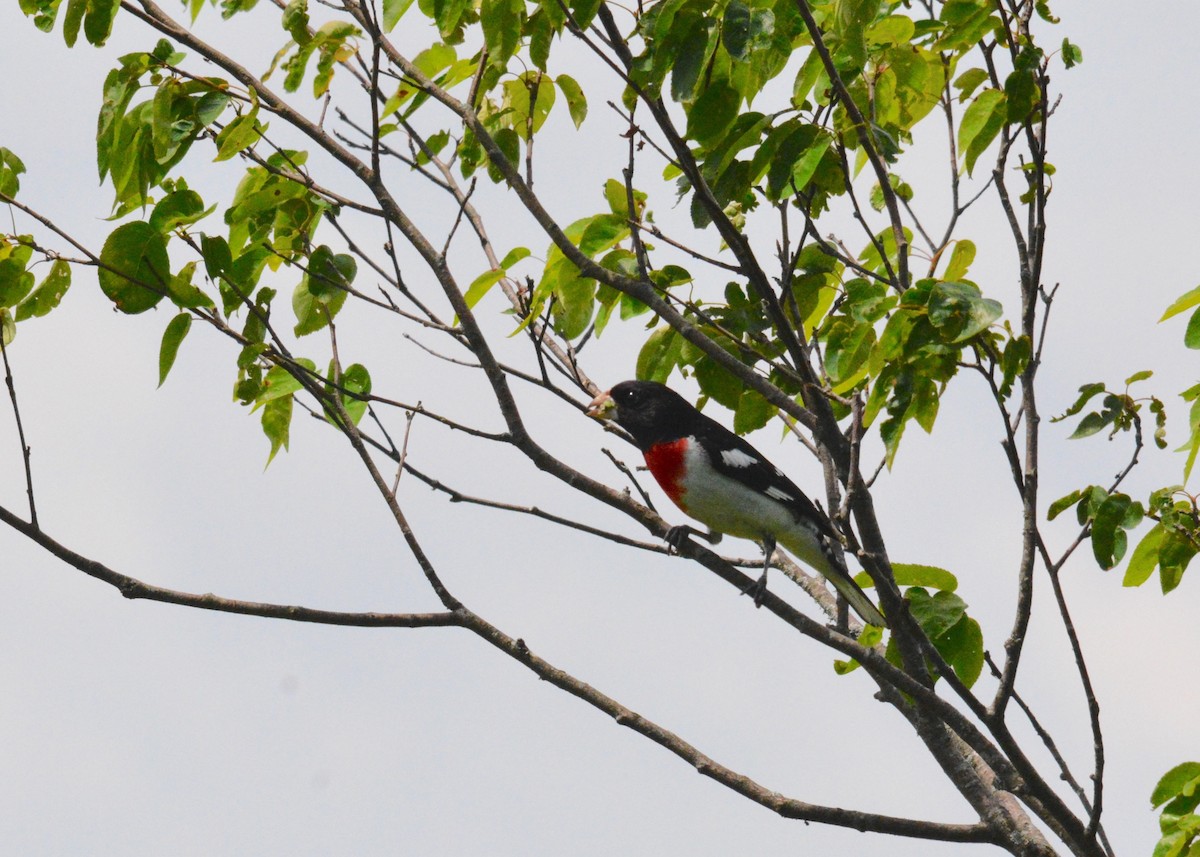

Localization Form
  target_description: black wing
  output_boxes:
[689,410,835,538]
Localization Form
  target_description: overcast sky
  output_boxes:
[1,1,1198,855]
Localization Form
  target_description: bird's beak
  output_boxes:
[586,390,616,421]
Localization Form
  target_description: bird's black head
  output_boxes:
[587,380,697,450]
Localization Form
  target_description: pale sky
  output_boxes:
[1,1,1197,854]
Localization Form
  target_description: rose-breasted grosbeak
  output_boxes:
[588,380,886,627]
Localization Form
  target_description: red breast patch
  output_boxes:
[644,438,689,511]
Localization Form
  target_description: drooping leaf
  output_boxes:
[686,81,740,145]
[732,387,774,434]
[382,0,415,30]
[261,392,293,465]
[481,0,523,66]
[0,240,35,308]
[0,147,25,198]
[934,615,984,688]
[1047,488,1084,521]
[636,326,682,383]
[158,312,192,387]
[214,111,265,161]
[463,268,506,310]
[83,0,120,46]
[336,362,372,425]
[15,259,72,321]
[555,74,587,128]
[97,221,170,314]
[1061,38,1083,69]
[958,88,1007,176]
[1124,523,1165,588]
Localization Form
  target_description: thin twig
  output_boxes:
[0,333,37,528]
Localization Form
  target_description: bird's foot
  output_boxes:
[664,525,723,554]
[740,571,769,608]
[665,525,693,554]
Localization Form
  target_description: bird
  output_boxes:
[587,379,886,627]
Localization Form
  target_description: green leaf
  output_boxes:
[1061,38,1083,69]
[958,88,1007,176]
[1125,523,1165,588]
[158,312,192,387]
[0,241,35,308]
[1055,382,1107,422]
[481,0,523,66]
[733,388,774,434]
[695,354,742,409]
[928,281,1002,342]
[907,587,967,638]
[671,20,713,102]
[166,260,215,309]
[214,111,265,162]
[499,246,530,269]
[255,363,307,405]
[0,147,26,198]
[637,326,682,383]
[63,0,86,46]
[555,74,587,129]
[1162,285,1200,322]
[789,134,834,193]
[292,248,352,336]
[1185,308,1200,350]
[856,563,958,592]
[551,270,596,339]
[464,268,505,310]
[0,308,13,346]
[1048,489,1084,521]
[569,0,602,28]
[149,189,213,232]
[382,0,415,30]
[337,362,372,425]
[722,0,752,60]
[262,393,293,465]
[98,221,169,314]
[1092,493,1135,569]
[952,67,989,102]
[942,240,976,281]
[83,0,120,46]
[1154,763,1200,809]
[305,245,356,298]
[501,72,556,141]
[935,614,984,687]
[528,8,553,70]
[824,317,874,384]
[866,14,915,46]
[1069,411,1112,439]
[15,259,71,321]
[687,82,740,145]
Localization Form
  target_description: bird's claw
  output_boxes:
[665,525,693,554]
[740,572,769,608]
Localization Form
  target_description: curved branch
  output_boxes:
[0,503,457,627]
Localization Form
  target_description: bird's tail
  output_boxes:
[781,525,887,627]
[826,568,887,628]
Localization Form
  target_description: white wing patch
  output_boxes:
[719,448,759,469]
[766,486,795,502]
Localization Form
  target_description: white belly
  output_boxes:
[676,440,796,539]
[674,438,833,575]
